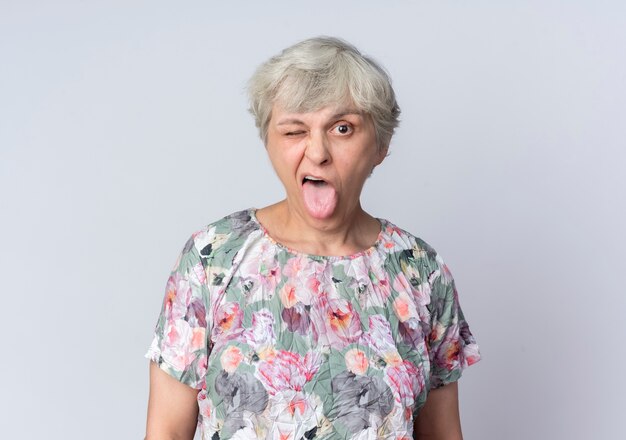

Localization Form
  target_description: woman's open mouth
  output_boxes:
[301,175,337,219]
[302,176,328,186]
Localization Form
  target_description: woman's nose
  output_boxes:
[304,132,331,165]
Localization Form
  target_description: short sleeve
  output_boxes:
[427,254,481,390]
[144,235,210,390]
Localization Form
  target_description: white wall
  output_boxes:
[1,1,624,438]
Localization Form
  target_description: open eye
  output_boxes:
[333,123,352,135]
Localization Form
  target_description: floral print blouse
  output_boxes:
[145,209,480,439]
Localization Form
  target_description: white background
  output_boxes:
[1,1,624,439]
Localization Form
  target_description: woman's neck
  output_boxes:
[255,199,380,257]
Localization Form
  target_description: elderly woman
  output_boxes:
[145,36,480,440]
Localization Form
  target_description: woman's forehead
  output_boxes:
[271,102,364,124]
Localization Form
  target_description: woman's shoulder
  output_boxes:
[379,217,439,259]
[185,208,259,261]
[378,218,454,284]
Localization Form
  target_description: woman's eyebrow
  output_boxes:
[276,118,306,126]
[330,109,362,120]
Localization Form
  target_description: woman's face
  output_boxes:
[265,102,387,223]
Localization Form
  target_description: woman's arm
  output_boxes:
[145,361,200,440]
[413,381,463,440]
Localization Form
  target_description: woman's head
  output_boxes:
[248,36,400,152]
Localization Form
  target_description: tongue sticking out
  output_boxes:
[302,180,338,219]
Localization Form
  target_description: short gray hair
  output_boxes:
[247,36,400,151]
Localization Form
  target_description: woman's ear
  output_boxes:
[369,147,389,177]
[376,145,389,165]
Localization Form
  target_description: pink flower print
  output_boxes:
[392,291,419,322]
[385,360,424,406]
[262,264,282,291]
[392,289,428,350]
[327,300,359,335]
[434,323,463,371]
[464,343,481,367]
[256,350,321,395]
[393,271,432,330]
[197,388,222,438]
[279,283,298,308]
[213,302,243,337]
[191,261,207,285]
[382,238,396,251]
[198,354,208,377]
[210,302,244,354]
[384,223,407,244]
[302,351,323,380]
[305,276,321,297]
[432,320,481,371]
[161,319,205,371]
[393,272,430,308]
[311,294,363,349]
[282,255,308,278]
[283,256,325,302]
[345,349,369,375]
[285,393,307,417]
[369,262,391,302]
[198,389,211,418]
[243,309,276,353]
[164,272,192,321]
[265,390,322,440]
[220,345,244,373]
[280,279,316,308]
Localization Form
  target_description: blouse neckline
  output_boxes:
[248,207,387,261]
